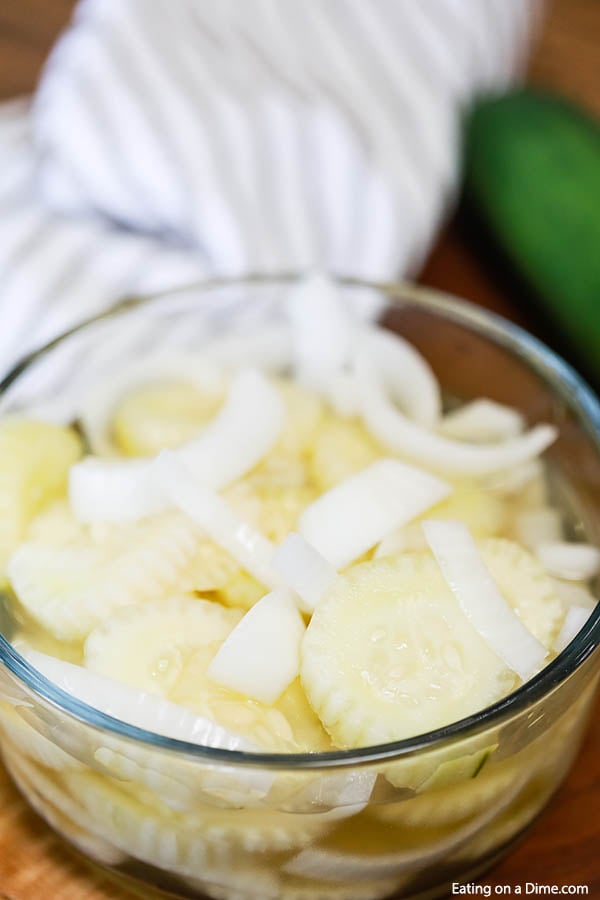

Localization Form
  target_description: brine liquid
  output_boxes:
[0,463,596,900]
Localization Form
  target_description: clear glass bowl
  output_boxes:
[0,276,599,900]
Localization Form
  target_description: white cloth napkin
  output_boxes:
[0,0,540,374]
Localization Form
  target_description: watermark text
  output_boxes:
[451,883,589,896]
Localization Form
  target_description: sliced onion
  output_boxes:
[23,649,256,751]
[536,541,600,581]
[69,369,284,524]
[423,520,547,681]
[153,451,280,589]
[177,368,284,485]
[80,353,226,456]
[356,343,557,476]
[513,508,563,550]
[554,606,592,652]
[207,589,305,705]
[439,399,524,443]
[358,325,441,428]
[202,324,293,373]
[286,272,356,390]
[69,457,162,523]
[272,533,337,613]
[298,459,450,569]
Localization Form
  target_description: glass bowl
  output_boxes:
[0,275,599,900]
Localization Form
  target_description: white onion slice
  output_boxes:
[202,324,293,373]
[153,451,280,589]
[286,272,356,390]
[423,520,547,681]
[69,369,284,524]
[69,457,163,523]
[207,589,305,705]
[554,606,592,652]
[356,345,557,476]
[80,353,225,456]
[513,508,563,550]
[177,368,284,485]
[359,326,441,428]
[272,533,337,613]
[299,459,450,569]
[536,542,600,581]
[23,650,256,752]
[439,399,525,442]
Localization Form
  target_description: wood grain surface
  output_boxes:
[0,1,599,897]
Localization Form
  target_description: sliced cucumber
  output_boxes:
[301,553,514,748]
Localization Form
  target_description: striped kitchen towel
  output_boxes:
[0,99,208,372]
[0,0,540,374]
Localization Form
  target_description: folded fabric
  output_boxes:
[0,0,540,375]
[0,100,208,374]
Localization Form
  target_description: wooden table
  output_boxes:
[0,2,599,897]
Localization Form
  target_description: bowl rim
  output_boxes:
[1,272,599,771]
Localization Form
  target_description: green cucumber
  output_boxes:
[417,745,495,794]
[463,89,600,377]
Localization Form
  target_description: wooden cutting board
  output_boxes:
[0,1,599,897]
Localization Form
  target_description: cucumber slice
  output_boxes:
[8,512,202,640]
[65,770,341,863]
[0,419,82,575]
[309,419,385,493]
[301,553,515,748]
[371,759,527,831]
[113,378,225,457]
[84,596,242,696]
[5,750,125,866]
[0,703,83,771]
[172,653,331,754]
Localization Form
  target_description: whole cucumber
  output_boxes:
[463,89,600,377]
